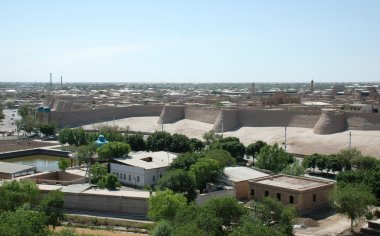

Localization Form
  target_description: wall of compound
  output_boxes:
[345,112,380,130]
[51,105,164,127]
[184,106,219,124]
[158,105,185,124]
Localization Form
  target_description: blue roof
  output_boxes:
[95,134,109,147]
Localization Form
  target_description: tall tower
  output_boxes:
[50,73,52,87]
[310,80,314,93]
[60,76,63,88]
[250,83,256,96]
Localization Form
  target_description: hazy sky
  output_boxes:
[0,1,379,83]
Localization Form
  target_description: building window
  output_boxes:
[277,193,281,201]
[129,175,131,181]
[137,176,140,182]
[250,189,255,196]
[289,196,294,204]
[153,176,155,182]
[313,194,317,202]
[116,173,119,178]
[264,191,269,197]
[123,174,126,180]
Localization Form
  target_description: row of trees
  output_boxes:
[149,191,296,236]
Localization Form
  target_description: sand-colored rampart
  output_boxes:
[51,105,380,134]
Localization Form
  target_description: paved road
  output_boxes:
[0,109,21,133]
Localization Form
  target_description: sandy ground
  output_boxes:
[295,213,351,236]
[83,117,380,158]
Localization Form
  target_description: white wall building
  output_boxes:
[110,151,177,187]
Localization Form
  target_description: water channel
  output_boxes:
[3,154,62,171]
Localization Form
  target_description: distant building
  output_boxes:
[110,151,178,187]
[259,91,300,106]
[248,175,335,212]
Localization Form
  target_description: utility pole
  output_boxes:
[284,126,287,151]
[349,131,352,149]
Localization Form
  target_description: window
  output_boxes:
[137,176,140,182]
[277,193,281,201]
[313,194,317,202]
[264,191,269,197]
[123,174,126,180]
[289,196,294,204]
[153,176,156,182]
[116,173,119,178]
[250,189,255,196]
[129,175,131,181]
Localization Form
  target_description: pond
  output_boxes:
[3,155,64,172]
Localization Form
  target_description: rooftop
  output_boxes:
[249,175,334,191]
[113,151,178,169]
[0,161,36,174]
[222,167,269,182]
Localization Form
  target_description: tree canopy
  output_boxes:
[256,144,294,173]
[157,169,197,202]
[0,180,40,212]
[97,141,131,161]
[148,190,187,221]
[190,158,222,191]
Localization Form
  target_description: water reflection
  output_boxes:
[3,155,63,171]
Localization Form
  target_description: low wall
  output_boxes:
[0,149,70,160]
[195,188,236,205]
[51,105,164,128]
[62,192,148,217]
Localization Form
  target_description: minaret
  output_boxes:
[50,73,52,87]
[310,80,314,93]
[61,76,63,88]
[250,83,256,96]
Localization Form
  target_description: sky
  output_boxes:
[0,0,379,83]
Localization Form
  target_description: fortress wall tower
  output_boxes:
[213,109,240,132]
[313,109,346,134]
[158,105,185,124]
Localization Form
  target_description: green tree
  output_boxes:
[58,128,71,145]
[97,173,121,190]
[126,134,146,151]
[256,144,294,173]
[170,152,205,171]
[38,122,58,136]
[327,155,344,173]
[302,154,318,172]
[158,169,197,202]
[0,180,40,212]
[210,137,246,161]
[330,183,377,231]
[190,158,222,191]
[0,208,49,236]
[202,130,221,145]
[38,190,64,228]
[255,197,296,236]
[337,148,362,171]
[204,149,236,168]
[230,218,286,236]
[76,143,97,166]
[282,159,305,176]
[0,106,5,120]
[148,190,187,221]
[170,133,191,153]
[189,138,205,152]
[89,163,108,185]
[246,140,268,157]
[58,158,70,171]
[352,156,379,170]
[17,105,31,119]
[151,220,173,236]
[98,125,124,142]
[147,131,173,151]
[315,154,328,173]
[20,115,38,134]
[97,141,131,161]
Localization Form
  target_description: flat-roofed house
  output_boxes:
[219,166,269,199]
[110,151,177,187]
[0,161,36,179]
[248,175,335,212]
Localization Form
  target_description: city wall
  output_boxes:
[51,105,164,128]
[50,105,380,134]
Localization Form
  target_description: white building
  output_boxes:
[110,151,177,187]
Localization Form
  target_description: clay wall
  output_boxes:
[345,112,380,130]
[213,109,240,132]
[51,105,164,127]
[158,105,185,124]
[238,109,321,128]
[313,110,346,134]
[184,106,219,124]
